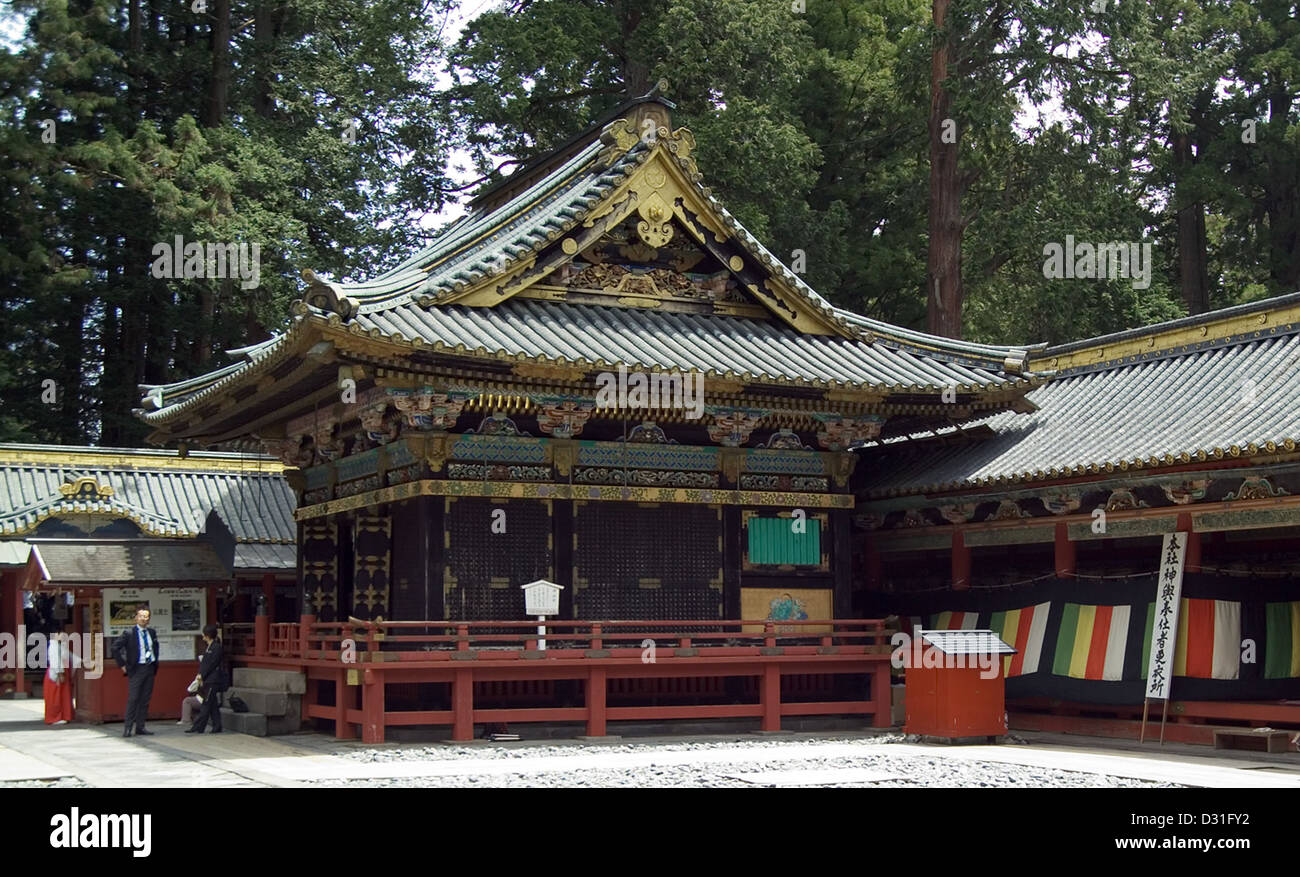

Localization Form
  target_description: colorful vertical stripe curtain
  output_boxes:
[988,603,1049,677]
[918,603,1048,677]
[911,598,1263,682]
[1264,601,1300,678]
[1135,598,1242,680]
[1052,603,1131,680]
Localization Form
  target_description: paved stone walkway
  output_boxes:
[3,698,1298,788]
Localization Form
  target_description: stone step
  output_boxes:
[219,708,268,737]
[225,687,288,718]
[231,667,306,694]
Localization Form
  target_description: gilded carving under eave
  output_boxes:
[1161,478,1209,505]
[1223,476,1289,502]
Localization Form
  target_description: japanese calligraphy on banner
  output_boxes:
[1144,532,1187,700]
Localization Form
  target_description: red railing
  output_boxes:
[295,617,888,661]
[233,615,896,743]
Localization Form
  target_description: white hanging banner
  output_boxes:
[1144,532,1187,700]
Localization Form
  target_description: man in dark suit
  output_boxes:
[113,606,160,737]
[187,624,227,734]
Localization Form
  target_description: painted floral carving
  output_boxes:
[1161,479,1209,505]
[535,398,595,439]
[1104,488,1147,511]
[1224,476,1289,501]
[814,415,884,451]
[706,408,767,447]
[1042,492,1082,515]
[939,503,976,524]
[389,389,465,431]
[359,404,398,446]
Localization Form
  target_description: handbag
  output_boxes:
[228,695,249,713]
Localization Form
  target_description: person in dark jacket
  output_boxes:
[113,607,160,737]
[187,625,227,734]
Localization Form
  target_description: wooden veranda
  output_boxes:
[228,616,894,743]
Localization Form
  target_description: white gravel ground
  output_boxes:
[319,735,1184,788]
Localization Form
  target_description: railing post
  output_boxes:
[870,661,891,728]
[591,622,602,651]
[340,623,354,661]
[764,621,776,649]
[452,667,474,741]
[457,623,470,652]
[761,663,781,732]
[299,613,315,658]
[586,667,607,737]
[362,667,385,744]
[334,668,356,740]
[254,596,269,657]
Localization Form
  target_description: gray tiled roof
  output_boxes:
[351,300,1026,390]
[233,542,297,571]
[140,112,1039,423]
[920,630,1016,655]
[859,327,1300,496]
[30,540,232,584]
[0,541,30,566]
[0,445,296,552]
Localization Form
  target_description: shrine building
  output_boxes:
[132,95,1040,741]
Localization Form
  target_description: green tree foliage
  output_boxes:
[4,0,1298,447]
[0,0,457,444]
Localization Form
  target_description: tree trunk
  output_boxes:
[926,0,963,339]
[1172,101,1210,314]
[619,1,648,97]
[253,2,278,119]
[206,0,231,128]
[1264,84,1300,292]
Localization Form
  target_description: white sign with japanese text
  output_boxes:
[1144,532,1187,700]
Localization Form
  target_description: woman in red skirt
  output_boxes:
[44,622,74,725]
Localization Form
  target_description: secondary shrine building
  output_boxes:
[855,294,1300,743]
[0,444,295,720]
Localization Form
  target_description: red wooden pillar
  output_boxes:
[586,667,607,737]
[760,663,781,731]
[452,667,474,741]
[1178,513,1201,573]
[254,615,269,656]
[362,668,385,744]
[334,668,356,740]
[1054,522,1076,578]
[951,529,970,590]
[870,662,891,728]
